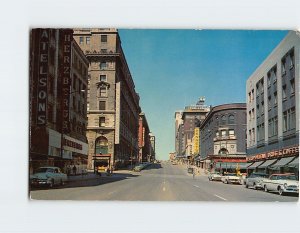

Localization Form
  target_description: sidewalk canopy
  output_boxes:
[257,159,277,169]
[287,157,299,168]
[247,161,265,169]
[270,156,295,169]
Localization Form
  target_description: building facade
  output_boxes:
[246,31,299,175]
[149,132,156,161]
[181,97,210,160]
[73,29,140,171]
[199,103,247,172]
[138,113,151,163]
[29,29,89,174]
[174,111,183,157]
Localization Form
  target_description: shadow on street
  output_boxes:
[29,172,140,191]
[142,163,162,170]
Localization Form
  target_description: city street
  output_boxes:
[30,162,298,202]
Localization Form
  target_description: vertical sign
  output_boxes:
[36,29,49,125]
[59,29,73,133]
[193,127,200,154]
[115,82,121,144]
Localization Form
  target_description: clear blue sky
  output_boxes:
[118,30,288,160]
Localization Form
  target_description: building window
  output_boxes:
[79,37,84,44]
[100,62,107,70]
[216,131,219,137]
[248,92,251,103]
[86,37,90,44]
[100,87,107,97]
[283,111,287,132]
[101,49,107,53]
[290,51,294,68]
[101,35,107,43]
[261,101,264,115]
[274,92,277,106]
[282,85,287,100]
[290,107,296,130]
[99,101,106,110]
[228,115,234,124]
[249,111,251,122]
[290,79,295,95]
[99,117,105,127]
[267,73,271,87]
[268,96,271,110]
[256,83,259,97]
[281,58,286,75]
[251,89,254,101]
[221,115,226,125]
[229,129,235,136]
[261,79,264,94]
[100,75,107,82]
[221,130,226,137]
[252,109,254,119]
[249,130,252,145]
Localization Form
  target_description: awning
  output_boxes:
[257,159,277,169]
[287,157,299,168]
[270,156,295,168]
[247,161,265,169]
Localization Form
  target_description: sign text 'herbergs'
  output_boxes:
[36,29,49,125]
[60,29,73,133]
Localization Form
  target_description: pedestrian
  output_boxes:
[72,165,77,176]
[192,168,195,179]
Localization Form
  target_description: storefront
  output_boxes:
[247,145,299,176]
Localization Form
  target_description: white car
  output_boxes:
[208,172,222,181]
[245,172,269,189]
[262,173,299,196]
[30,166,68,188]
[221,173,241,184]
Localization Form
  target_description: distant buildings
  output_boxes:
[138,113,150,163]
[246,31,299,174]
[149,133,156,161]
[29,29,89,174]
[179,97,211,160]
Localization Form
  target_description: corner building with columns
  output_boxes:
[73,29,140,171]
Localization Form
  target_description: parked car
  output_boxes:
[262,173,299,196]
[245,172,268,189]
[133,165,143,172]
[208,172,222,181]
[30,166,68,188]
[221,173,241,184]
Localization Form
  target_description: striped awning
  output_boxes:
[270,156,295,168]
[258,159,277,169]
[287,157,299,168]
[247,161,265,169]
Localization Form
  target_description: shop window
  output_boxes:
[95,136,108,154]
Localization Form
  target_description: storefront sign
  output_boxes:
[36,29,49,125]
[247,146,299,162]
[63,134,88,155]
[59,29,73,133]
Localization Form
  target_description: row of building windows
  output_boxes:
[79,35,107,45]
[215,129,235,137]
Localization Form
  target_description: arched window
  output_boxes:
[95,136,108,154]
[221,115,227,125]
[228,115,235,124]
[218,148,228,155]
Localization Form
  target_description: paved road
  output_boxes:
[30,162,298,202]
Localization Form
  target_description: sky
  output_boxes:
[118,30,288,161]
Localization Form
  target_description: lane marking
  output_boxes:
[193,185,200,188]
[214,194,227,201]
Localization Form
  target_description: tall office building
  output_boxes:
[246,31,299,175]
[29,29,89,174]
[73,29,141,170]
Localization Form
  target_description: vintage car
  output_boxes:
[262,173,299,196]
[208,172,222,181]
[30,166,68,188]
[245,172,268,189]
[221,173,241,184]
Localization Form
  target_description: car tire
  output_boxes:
[253,183,257,190]
[245,184,248,188]
[49,179,54,188]
[60,179,65,186]
[278,187,285,196]
[264,185,268,192]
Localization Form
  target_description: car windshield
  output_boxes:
[227,174,236,176]
[35,168,53,173]
[278,175,297,180]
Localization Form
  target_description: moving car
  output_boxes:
[208,172,222,181]
[30,166,68,188]
[221,173,241,184]
[262,173,299,196]
[245,172,268,189]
